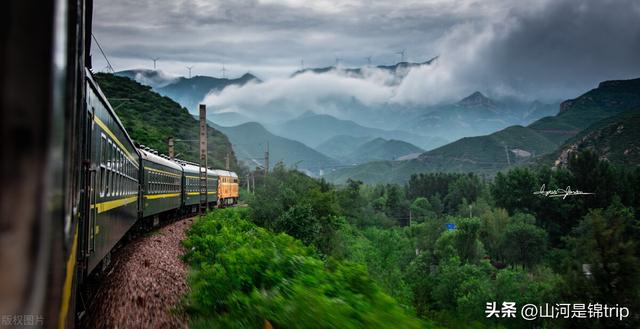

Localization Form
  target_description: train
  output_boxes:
[1,0,238,327]
[85,71,238,274]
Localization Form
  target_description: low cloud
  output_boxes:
[202,68,398,118]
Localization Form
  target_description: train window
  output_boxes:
[118,159,122,196]
[100,135,107,197]
[117,151,121,173]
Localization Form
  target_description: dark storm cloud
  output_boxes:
[485,0,640,99]
[92,0,640,102]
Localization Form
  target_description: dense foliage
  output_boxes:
[182,208,428,329]
[184,150,640,328]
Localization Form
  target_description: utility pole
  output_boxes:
[168,137,175,160]
[199,104,208,214]
[264,142,269,175]
[504,143,511,166]
[251,172,255,192]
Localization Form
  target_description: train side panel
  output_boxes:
[85,74,140,273]
[181,163,218,210]
[140,150,182,218]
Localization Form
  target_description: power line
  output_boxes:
[92,33,115,73]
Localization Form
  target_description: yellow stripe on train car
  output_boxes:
[186,192,216,196]
[90,196,138,214]
[145,192,181,199]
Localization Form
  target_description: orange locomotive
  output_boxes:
[215,170,239,206]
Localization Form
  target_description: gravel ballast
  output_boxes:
[83,217,194,329]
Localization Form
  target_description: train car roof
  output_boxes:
[209,169,224,177]
[138,148,183,171]
[85,69,139,156]
[178,162,229,179]
[214,169,238,178]
[180,162,200,175]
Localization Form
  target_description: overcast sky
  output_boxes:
[92,0,640,102]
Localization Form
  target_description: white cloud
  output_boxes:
[202,68,396,117]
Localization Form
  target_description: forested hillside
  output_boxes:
[95,73,239,170]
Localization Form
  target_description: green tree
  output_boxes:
[410,197,434,222]
[491,167,539,215]
[479,208,511,262]
[274,203,320,246]
[454,218,484,264]
[501,220,547,269]
[563,201,640,328]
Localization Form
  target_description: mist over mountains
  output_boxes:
[115,60,569,178]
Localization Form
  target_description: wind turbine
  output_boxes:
[151,57,160,69]
[334,56,341,67]
[221,64,227,78]
[300,59,304,70]
[396,49,405,63]
[186,65,194,78]
[365,56,372,66]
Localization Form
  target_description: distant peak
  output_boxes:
[457,91,497,108]
[240,72,256,79]
[298,110,318,118]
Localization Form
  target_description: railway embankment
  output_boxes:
[83,217,194,329]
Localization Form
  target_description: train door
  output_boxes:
[80,90,97,280]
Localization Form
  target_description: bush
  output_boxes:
[182,208,428,329]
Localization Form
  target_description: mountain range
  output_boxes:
[267,112,447,150]
[316,136,424,165]
[115,69,260,113]
[114,66,638,185]
[208,121,338,175]
[325,77,640,184]
[116,66,559,156]
[400,92,559,141]
[157,73,260,112]
[291,57,439,80]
